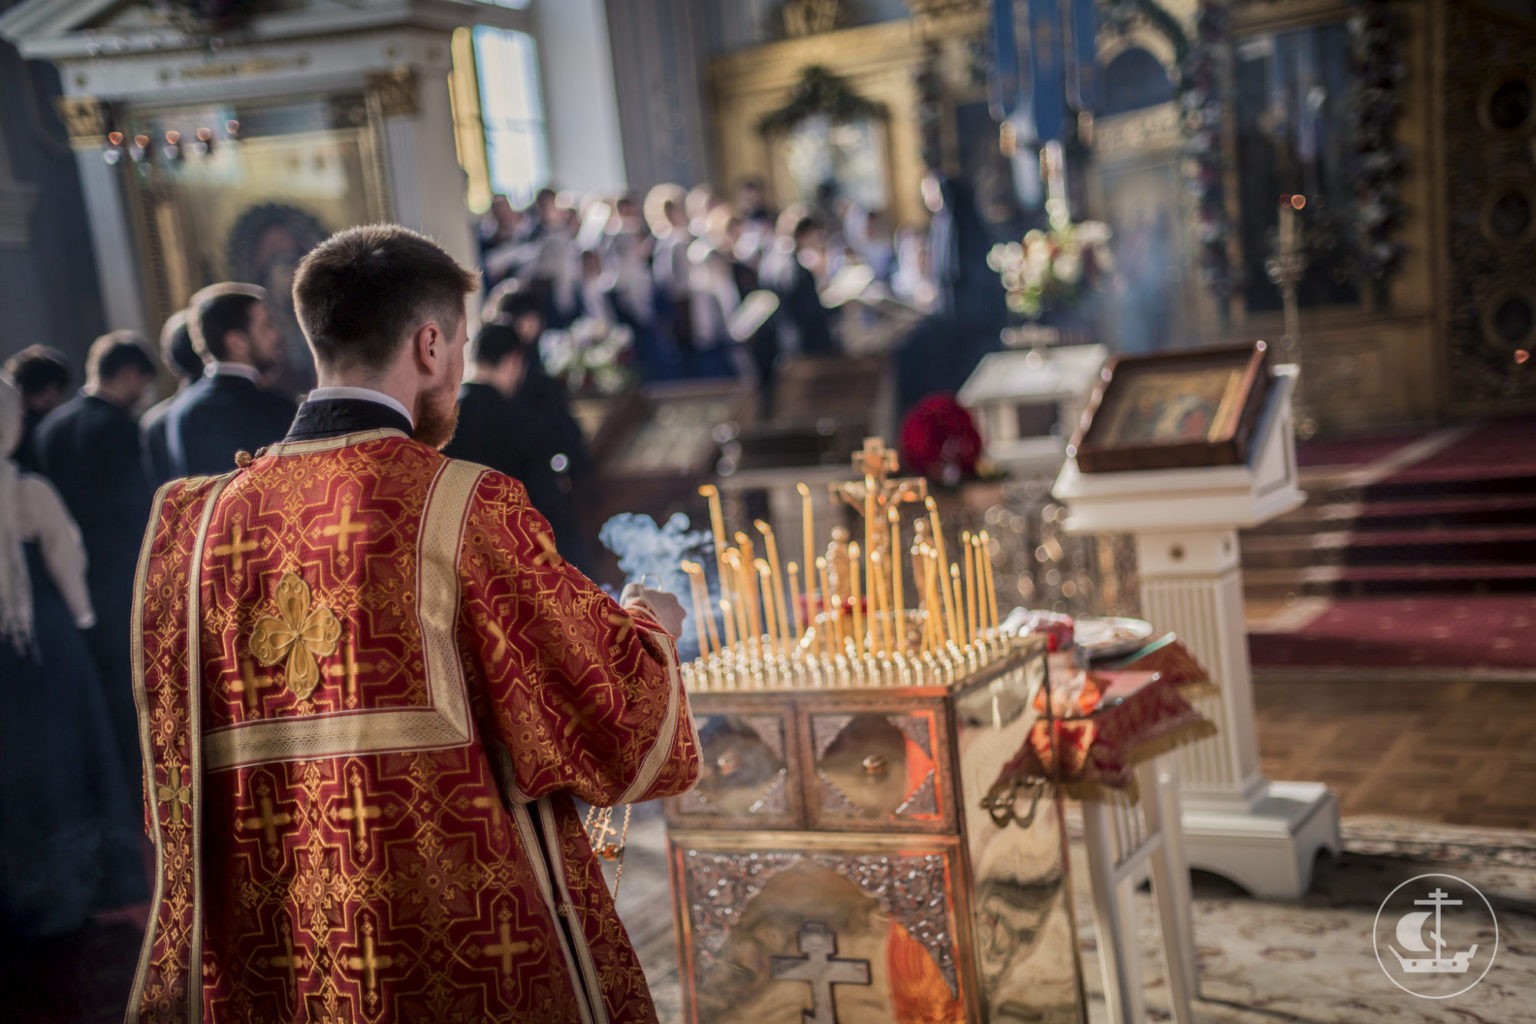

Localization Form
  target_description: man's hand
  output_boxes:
[620,583,686,638]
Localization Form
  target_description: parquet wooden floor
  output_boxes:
[1253,676,1536,830]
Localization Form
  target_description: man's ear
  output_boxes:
[412,321,443,374]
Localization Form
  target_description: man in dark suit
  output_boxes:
[2,344,71,473]
[161,282,297,479]
[444,314,592,574]
[34,331,158,777]
[768,213,838,358]
[141,308,206,484]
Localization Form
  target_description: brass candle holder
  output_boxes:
[687,440,1011,693]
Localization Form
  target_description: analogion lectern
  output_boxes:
[1053,350,1340,898]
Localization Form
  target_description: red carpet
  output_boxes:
[1377,416,1536,483]
[1248,595,1536,672]
[1294,433,1418,470]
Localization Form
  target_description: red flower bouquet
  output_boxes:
[900,394,984,485]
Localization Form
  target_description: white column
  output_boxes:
[533,0,627,193]
[74,147,149,338]
[379,66,477,289]
[1134,528,1263,808]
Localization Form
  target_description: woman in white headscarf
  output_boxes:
[0,373,146,940]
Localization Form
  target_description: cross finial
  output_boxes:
[852,436,899,487]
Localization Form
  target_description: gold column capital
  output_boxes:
[54,95,109,148]
[366,66,418,117]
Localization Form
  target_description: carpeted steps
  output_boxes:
[1240,417,1536,598]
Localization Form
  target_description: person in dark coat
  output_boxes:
[33,331,157,780]
[160,282,297,480]
[766,212,838,358]
[2,345,71,474]
[443,321,532,476]
[140,308,206,484]
[896,173,1010,416]
[446,301,593,575]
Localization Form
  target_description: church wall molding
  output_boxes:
[0,0,527,61]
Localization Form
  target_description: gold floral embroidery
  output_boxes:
[156,775,192,824]
[251,573,341,699]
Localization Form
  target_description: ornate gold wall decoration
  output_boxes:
[365,66,418,117]
[1440,1,1536,412]
[54,95,108,147]
[782,0,850,38]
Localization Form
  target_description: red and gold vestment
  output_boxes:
[129,428,698,1023]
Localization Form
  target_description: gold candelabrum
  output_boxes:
[684,439,1017,693]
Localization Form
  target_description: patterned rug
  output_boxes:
[9,809,1531,1021]
[621,809,1536,1024]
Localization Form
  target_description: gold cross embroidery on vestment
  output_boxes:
[251,573,342,699]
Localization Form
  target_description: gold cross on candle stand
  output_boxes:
[831,437,927,517]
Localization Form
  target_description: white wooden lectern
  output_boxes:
[1054,366,1340,898]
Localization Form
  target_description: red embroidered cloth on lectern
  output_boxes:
[997,671,1214,800]
[129,429,698,1024]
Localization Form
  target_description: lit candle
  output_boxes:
[849,541,864,657]
[699,484,727,584]
[756,520,792,644]
[979,530,999,630]
[962,531,979,640]
[926,497,959,646]
[949,562,965,645]
[720,598,737,650]
[870,549,888,654]
[816,556,835,657]
[787,561,804,637]
[725,550,751,642]
[797,482,816,607]
[923,552,942,651]
[682,562,711,658]
[863,474,877,610]
[1279,199,1296,255]
[733,532,758,634]
[755,559,779,645]
[889,506,903,647]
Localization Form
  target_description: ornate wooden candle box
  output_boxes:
[664,637,1088,1024]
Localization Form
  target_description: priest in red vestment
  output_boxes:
[129,224,699,1024]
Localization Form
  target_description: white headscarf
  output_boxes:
[0,374,34,653]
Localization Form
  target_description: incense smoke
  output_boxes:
[599,512,715,660]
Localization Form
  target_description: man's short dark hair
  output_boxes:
[491,286,542,323]
[86,330,155,383]
[188,283,264,361]
[472,320,527,368]
[3,345,70,398]
[159,309,205,381]
[792,215,822,244]
[293,224,480,374]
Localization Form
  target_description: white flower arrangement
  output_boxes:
[987,199,1114,320]
[540,317,636,396]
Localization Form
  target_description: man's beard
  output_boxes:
[414,383,460,450]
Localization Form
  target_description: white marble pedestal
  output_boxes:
[1055,367,1340,899]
